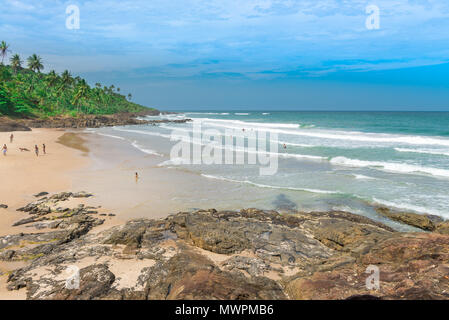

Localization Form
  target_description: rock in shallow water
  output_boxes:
[3,195,449,300]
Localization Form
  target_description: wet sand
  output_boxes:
[70,131,267,220]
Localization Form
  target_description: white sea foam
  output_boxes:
[159,125,318,149]
[113,127,172,139]
[185,112,225,115]
[191,118,449,147]
[372,198,448,218]
[157,157,190,166]
[395,148,449,157]
[234,113,250,115]
[200,174,340,194]
[95,133,126,140]
[115,125,449,179]
[282,141,316,147]
[131,141,163,156]
[331,156,449,178]
[352,174,377,180]
[122,125,323,161]
[193,118,300,129]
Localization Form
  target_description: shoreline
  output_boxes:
[0,127,448,300]
[0,112,190,133]
[0,128,123,299]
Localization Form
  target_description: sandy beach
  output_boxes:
[0,129,88,235]
[0,129,122,299]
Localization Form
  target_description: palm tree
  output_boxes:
[72,79,89,112]
[0,41,10,65]
[27,54,44,72]
[10,54,22,73]
[57,70,72,100]
[46,70,58,87]
[95,83,101,89]
[61,70,72,86]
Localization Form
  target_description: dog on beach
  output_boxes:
[19,148,30,152]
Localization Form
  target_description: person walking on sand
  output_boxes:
[42,143,46,155]
[2,144,7,156]
[135,172,139,182]
[35,145,39,157]
[10,134,13,143]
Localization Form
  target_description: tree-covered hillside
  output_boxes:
[0,42,152,118]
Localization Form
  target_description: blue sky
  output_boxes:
[1,0,449,110]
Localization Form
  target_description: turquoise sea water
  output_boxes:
[90,111,449,220]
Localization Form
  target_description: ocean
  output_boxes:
[88,111,449,221]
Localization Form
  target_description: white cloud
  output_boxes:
[1,0,449,76]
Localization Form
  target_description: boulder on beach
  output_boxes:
[33,192,49,198]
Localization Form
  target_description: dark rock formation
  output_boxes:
[375,206,449,235]
[0,110,191,131]
[0,118,31,132]
[2,193,449,300]
[33,192,49,198]
[286,233,449,300]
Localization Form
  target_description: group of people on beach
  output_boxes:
[2,133,46,157]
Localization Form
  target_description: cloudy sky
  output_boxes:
[1,0,449,110]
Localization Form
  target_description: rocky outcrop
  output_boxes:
[33,192,49,198]
[375,206,449,235]
[435,221,449,235]
[0,118,31,132]
[1,111,191,131]
[286,233,449,300]
[1,193,448,300]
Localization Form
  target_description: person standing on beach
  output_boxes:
[135,172,139,182]
[35,145,39,157]
[10,134,13,143]
[2,144,7,156]
[42,144,46,155]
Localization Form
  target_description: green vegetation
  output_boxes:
[0,41,150,118]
